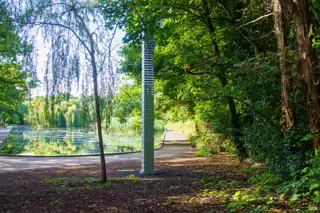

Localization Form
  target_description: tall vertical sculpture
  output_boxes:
[141,34,155,174]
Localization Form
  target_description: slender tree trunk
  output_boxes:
[91,51,107,183]
[202,0,247,159]
[289,0,320,149]
[273,0,296,132]
[72,8,108,182]
[219,74,247,160]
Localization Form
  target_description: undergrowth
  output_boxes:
[187,150,320,212]
[227,150,320,212]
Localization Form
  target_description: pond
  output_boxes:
[0,127,164,156]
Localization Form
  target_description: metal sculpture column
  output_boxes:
[141,34,155,174]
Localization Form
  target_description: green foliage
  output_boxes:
[105,0,278,161]
[193,176,241,191]
[0,135,25,154]
[26,95,85,128]
[114,82,141,123]
[83,177,100,183]
[2,2,320,207]
[226,152,320,212]
[0,1,35,124]
[0,64,29,123]
[190,175,243,209]
[154,120,165,132]
[125,174,143,183]
[0,1,24,59]
[189,124,236,158]
[107,116,164,134]
[45,178,69,185]
[110,174,143,183]
[26,93,127,130]
[44,176,113,192]
[278,152,320,209]
[165,199,174,205]
[245,128,314,178]
[117,45,143,81]
[112,79,166,134]
[100,1,320,186]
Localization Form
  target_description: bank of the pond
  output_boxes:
[0,127,13,144]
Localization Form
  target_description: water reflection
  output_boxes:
[0,127,163,156]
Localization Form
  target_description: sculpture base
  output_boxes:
[139,169,155,175]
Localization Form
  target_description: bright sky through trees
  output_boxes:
[32,29,125,97]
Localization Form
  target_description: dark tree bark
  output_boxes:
[202,0,248,159]
[273,0,296,132]
[219,74,247,159]
[289,0,320,150]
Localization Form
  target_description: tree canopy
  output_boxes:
[0,1,32,123]
[98,0,320,176]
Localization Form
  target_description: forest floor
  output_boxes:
[0,153,293,213]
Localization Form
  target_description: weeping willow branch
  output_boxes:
[21,21,91,53]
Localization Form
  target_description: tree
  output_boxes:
[0,1,22,60]
[101,0,254,159]
[272,0,320,150]
[15,0,119,182]
[99,0,320,179]
[289,0,320,150]
[273,0,296,132]
[0,64,28,122]
[0,0,32,123]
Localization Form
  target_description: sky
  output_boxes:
[31,29,126,97]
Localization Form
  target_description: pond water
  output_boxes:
[0,127,163,156]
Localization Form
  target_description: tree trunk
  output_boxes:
[72,8,108,182]
[289,0,320,149]
[273,0,296,132]
[202,0,248,159]
[91,52,107,183]
[219,74,247,160]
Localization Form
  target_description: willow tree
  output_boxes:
[15,0,118,182]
